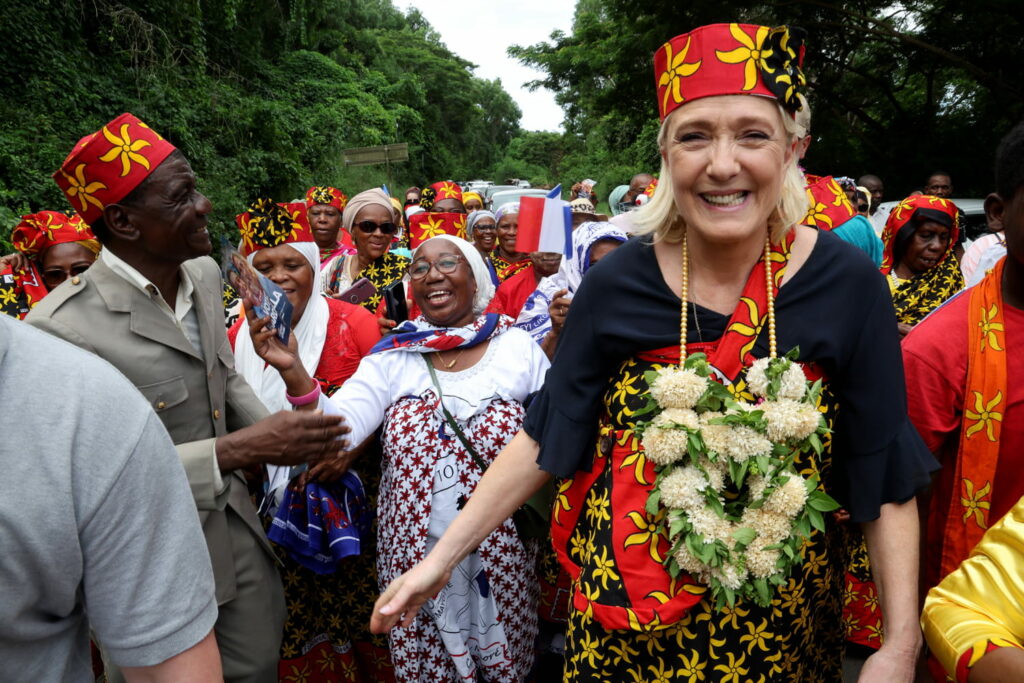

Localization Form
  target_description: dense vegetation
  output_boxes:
[0,0,521,249]
[1,0,1020,250]
[501,0,1024,203]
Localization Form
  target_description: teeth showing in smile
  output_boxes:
[701,192,747,207]
[427,290,452,302]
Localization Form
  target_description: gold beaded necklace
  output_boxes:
[679,233,778,364]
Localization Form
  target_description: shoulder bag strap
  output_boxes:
[422,354,489,472]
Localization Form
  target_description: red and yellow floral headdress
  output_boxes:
[880,194,960,274]
[420,181,462,210]
[305,186,348,212]
[408,212,467,248]
[52,113,177,226]
[802,175,856,231]
[11,211,98,258]
[236,198,314,256]
[654,23,807,121]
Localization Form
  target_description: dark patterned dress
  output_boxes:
[558,354,844,682]
[522,231,937,681]
[229,299,392,682]
[490,251,531,283]
[324,252,409,313]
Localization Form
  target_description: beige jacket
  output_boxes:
[27,255,273,604]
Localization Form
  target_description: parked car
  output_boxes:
[483,185,518,204]
[488,188,550,211]
[874,197,989,243]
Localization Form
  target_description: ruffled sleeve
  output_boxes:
[524,267,611,477]
[829,268,939,522]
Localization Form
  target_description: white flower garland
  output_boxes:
[638,349,839,609]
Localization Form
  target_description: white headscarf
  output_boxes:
[412,234,495,313]
[232,241,330,505]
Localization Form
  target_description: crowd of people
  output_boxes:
[1,19,1022,683]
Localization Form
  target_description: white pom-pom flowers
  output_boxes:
[638,349,838,609]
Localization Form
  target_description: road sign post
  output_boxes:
[343,143,410,191]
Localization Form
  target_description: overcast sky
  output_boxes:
[393,0,575,132]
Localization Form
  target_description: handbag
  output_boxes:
[422,355,553,541]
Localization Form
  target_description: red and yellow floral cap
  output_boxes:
[305,186,348,212]
[654,23,807,121]
[52,113,177,226]
[11,211,97,258]
[408,212,467,248]
[802,175,856,231]
[880,194,960,274]
[236,198,314,256]
[419,181,462,210]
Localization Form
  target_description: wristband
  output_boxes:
[286,380,321,407]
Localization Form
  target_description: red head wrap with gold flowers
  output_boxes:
[802,175,857,231]
[11,211,98,259]
[305,186,349,212]
[880,195,960,275]
[52,113,177,226]
[236,198,314,256]
[427,181,463,206]
[654,23,807,121]
[408,212,467,248]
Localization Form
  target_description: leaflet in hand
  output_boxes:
[221,240,293,346]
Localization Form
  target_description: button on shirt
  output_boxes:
[101,249,225,491]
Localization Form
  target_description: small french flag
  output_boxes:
[515,185,572,256]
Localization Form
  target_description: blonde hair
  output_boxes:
[632,99,807,245]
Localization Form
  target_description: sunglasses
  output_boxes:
[409,254,464,280]
[43,263,91,288]
[356,220,398,235]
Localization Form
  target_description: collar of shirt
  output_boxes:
[101,249,195,322]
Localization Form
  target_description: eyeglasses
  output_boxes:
[43,264,91,289]
[409,254,465,280]
[473,222,497,232]
[356,220,398,235]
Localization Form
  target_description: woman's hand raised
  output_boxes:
[370,555,452,633]
[245,302,300,372]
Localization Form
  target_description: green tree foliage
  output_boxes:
[506,0,1024,199]
[0,0,522,251]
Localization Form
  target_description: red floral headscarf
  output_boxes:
[236,198,314,256]
[305,186,348,212]
[802,175,857,231]
[11,211,99,258]
[880,195,959,275]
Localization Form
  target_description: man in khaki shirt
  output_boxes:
[29,113,348,682]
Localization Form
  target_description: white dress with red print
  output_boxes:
[321,328,550,682]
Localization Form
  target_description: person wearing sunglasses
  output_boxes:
[245,234,549,682]
[465,209,500,286]
[0,211,100,320]
[323,188,410,313]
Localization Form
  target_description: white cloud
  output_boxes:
[393,0,575,131]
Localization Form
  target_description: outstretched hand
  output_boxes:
[370,556,451,633]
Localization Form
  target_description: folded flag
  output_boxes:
[515,185,572,256]
[267,474,370,575]
[408,211,467,248]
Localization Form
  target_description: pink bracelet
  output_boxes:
[286,380,321,407]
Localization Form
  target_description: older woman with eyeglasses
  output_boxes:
[323,188,408,312]
[247,234,550,682]
[0,211,100,319]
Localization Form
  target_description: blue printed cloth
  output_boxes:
[267,473,370,574]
